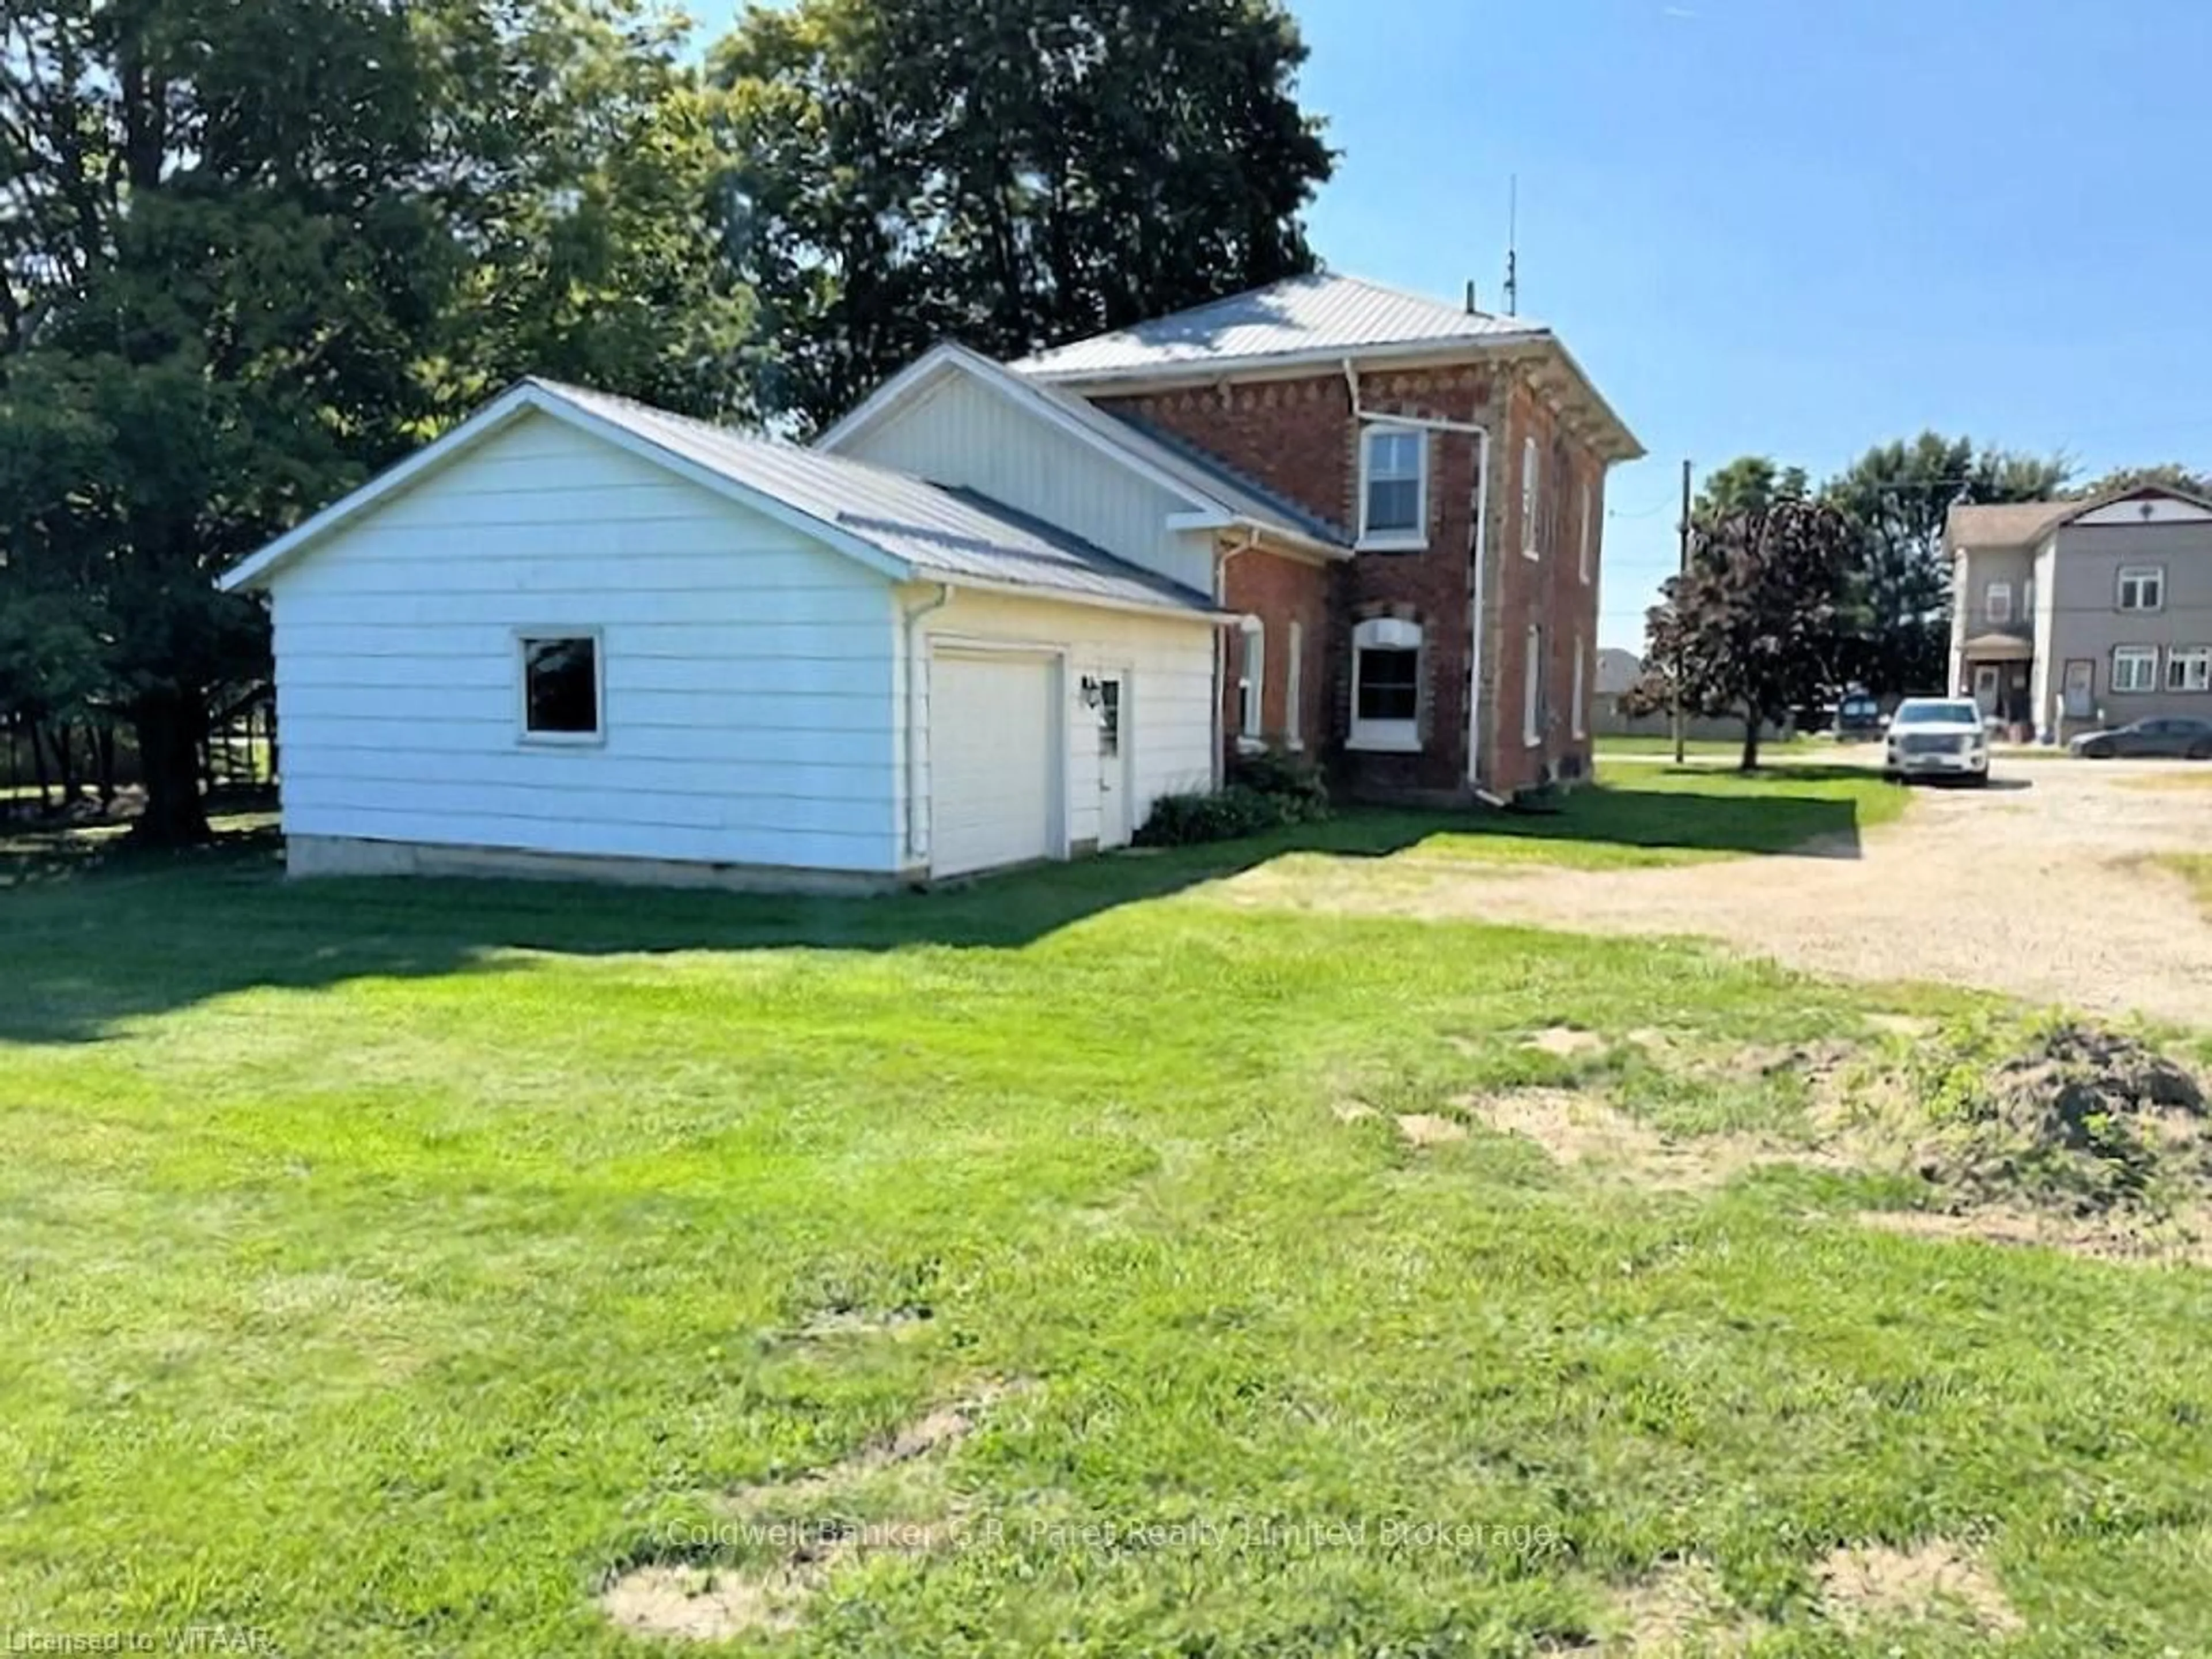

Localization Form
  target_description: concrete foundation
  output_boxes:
[284,834,909,896]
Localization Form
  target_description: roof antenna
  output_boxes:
[1464,279,1478,315]
[1503,175,1520,317]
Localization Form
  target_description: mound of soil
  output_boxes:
[1911,1022,2210,1218]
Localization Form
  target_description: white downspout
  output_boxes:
[1213,531,1262,785]
[902,582,952,865]
[1340,359,1495,795]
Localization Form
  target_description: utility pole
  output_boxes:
[1672,458,1692,765]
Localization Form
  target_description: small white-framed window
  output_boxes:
[1285,620,1305,749]
[2118,565,2165,611]
[1578,481,1594,584]
[1349,616,1421,752]
[518,631,603,742]
[1523,622,1544,744]
[2112,645,2160,694]
[1571,635,1588,738]
[1984,581,2013,624]
[1358,426,1427,547]
[2169,646,2212,692]
[1521,436,1541,559]
[1236,616,1265,741]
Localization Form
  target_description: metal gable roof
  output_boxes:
[220,378,1219,618]
[540,381,1219,615]
[1011,272,1549,380]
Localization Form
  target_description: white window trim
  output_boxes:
[2118,565,2166,612]
[2112,644,2160,694]
[2168,646,2212,693]
[1521,436,1541,559]
[1348,616,1422,752]
[1523,622,1544,745]
[1236,616,1266,748]
[516,628,606,747]
[1984,581,2013,625]
[1285,620,1304,750]
[1356,424,1429,551]
[1578,481,1594,585]
[1571,635,1588,738]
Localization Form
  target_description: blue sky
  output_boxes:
[1287,0,2212,647]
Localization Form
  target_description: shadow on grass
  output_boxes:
[0,769,1885,1044]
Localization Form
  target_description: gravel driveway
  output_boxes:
[1255,757,2212,1027]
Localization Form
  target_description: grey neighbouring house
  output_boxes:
[1946,484,2212,741]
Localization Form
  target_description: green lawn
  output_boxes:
[1594,734,1830,760]
[4,781,2206,1657]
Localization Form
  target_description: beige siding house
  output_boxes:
[1947,486,2212,740]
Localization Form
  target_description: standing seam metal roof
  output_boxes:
[536,380,1219,616]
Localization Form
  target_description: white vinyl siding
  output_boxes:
[830,369,1213,594]
[269,411,904,873]
[902,587,1214,857]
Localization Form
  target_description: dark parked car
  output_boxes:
[1833,695,1885,741]
[2069,717,2212,759]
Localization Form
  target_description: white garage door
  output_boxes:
[931,651,1058,877]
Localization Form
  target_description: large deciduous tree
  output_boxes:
[1821,434,2067,698]
[2,0,742,840]
[710,0,1334,430]
[1641,499,1856,771]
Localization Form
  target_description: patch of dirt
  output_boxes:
[1395,1112,1468,1147]
[600,1562,811,1642]
[1469,1088,1842,1191]
[1859,1206,2212,1266]
[1815,1539,2022,1636]
[1604,1557,1758,1654]
[1865,1013,1937,1039]
[1525,1025,1608,1058]
[1727,1038,1858,1086]
[601,1381,1028,1641]
[796,1305,933,1341]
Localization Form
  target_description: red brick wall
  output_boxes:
[1220,545,1334,764]
[1099,358,1612,800]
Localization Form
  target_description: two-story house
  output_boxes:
[1009,274,1645,798]
[1948,486,2212,740]
[218,275,1642,892]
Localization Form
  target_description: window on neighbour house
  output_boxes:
[1349,617,1421,751]
[1571,636,1588,738]
[1236,617,1266,740]
[1984,581,2013,624]
[520,633,601,739]
[1578,482,1594,584]
[2112,645,2160,693]
[1523,623,1544,744]
[1521,437,1541,558]
[1358,426,1427,546]
[1285,620,1305,749]
[2169,647,2212,692]
[2119,565,2166,611]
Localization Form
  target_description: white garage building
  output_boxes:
[218,378,1231,887]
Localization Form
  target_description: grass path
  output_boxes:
[7,777,2211,1656]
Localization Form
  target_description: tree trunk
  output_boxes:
[130,693,210,845]
[94,717,118,808]
[1740,712,1763,772]
[28,717,53,812]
